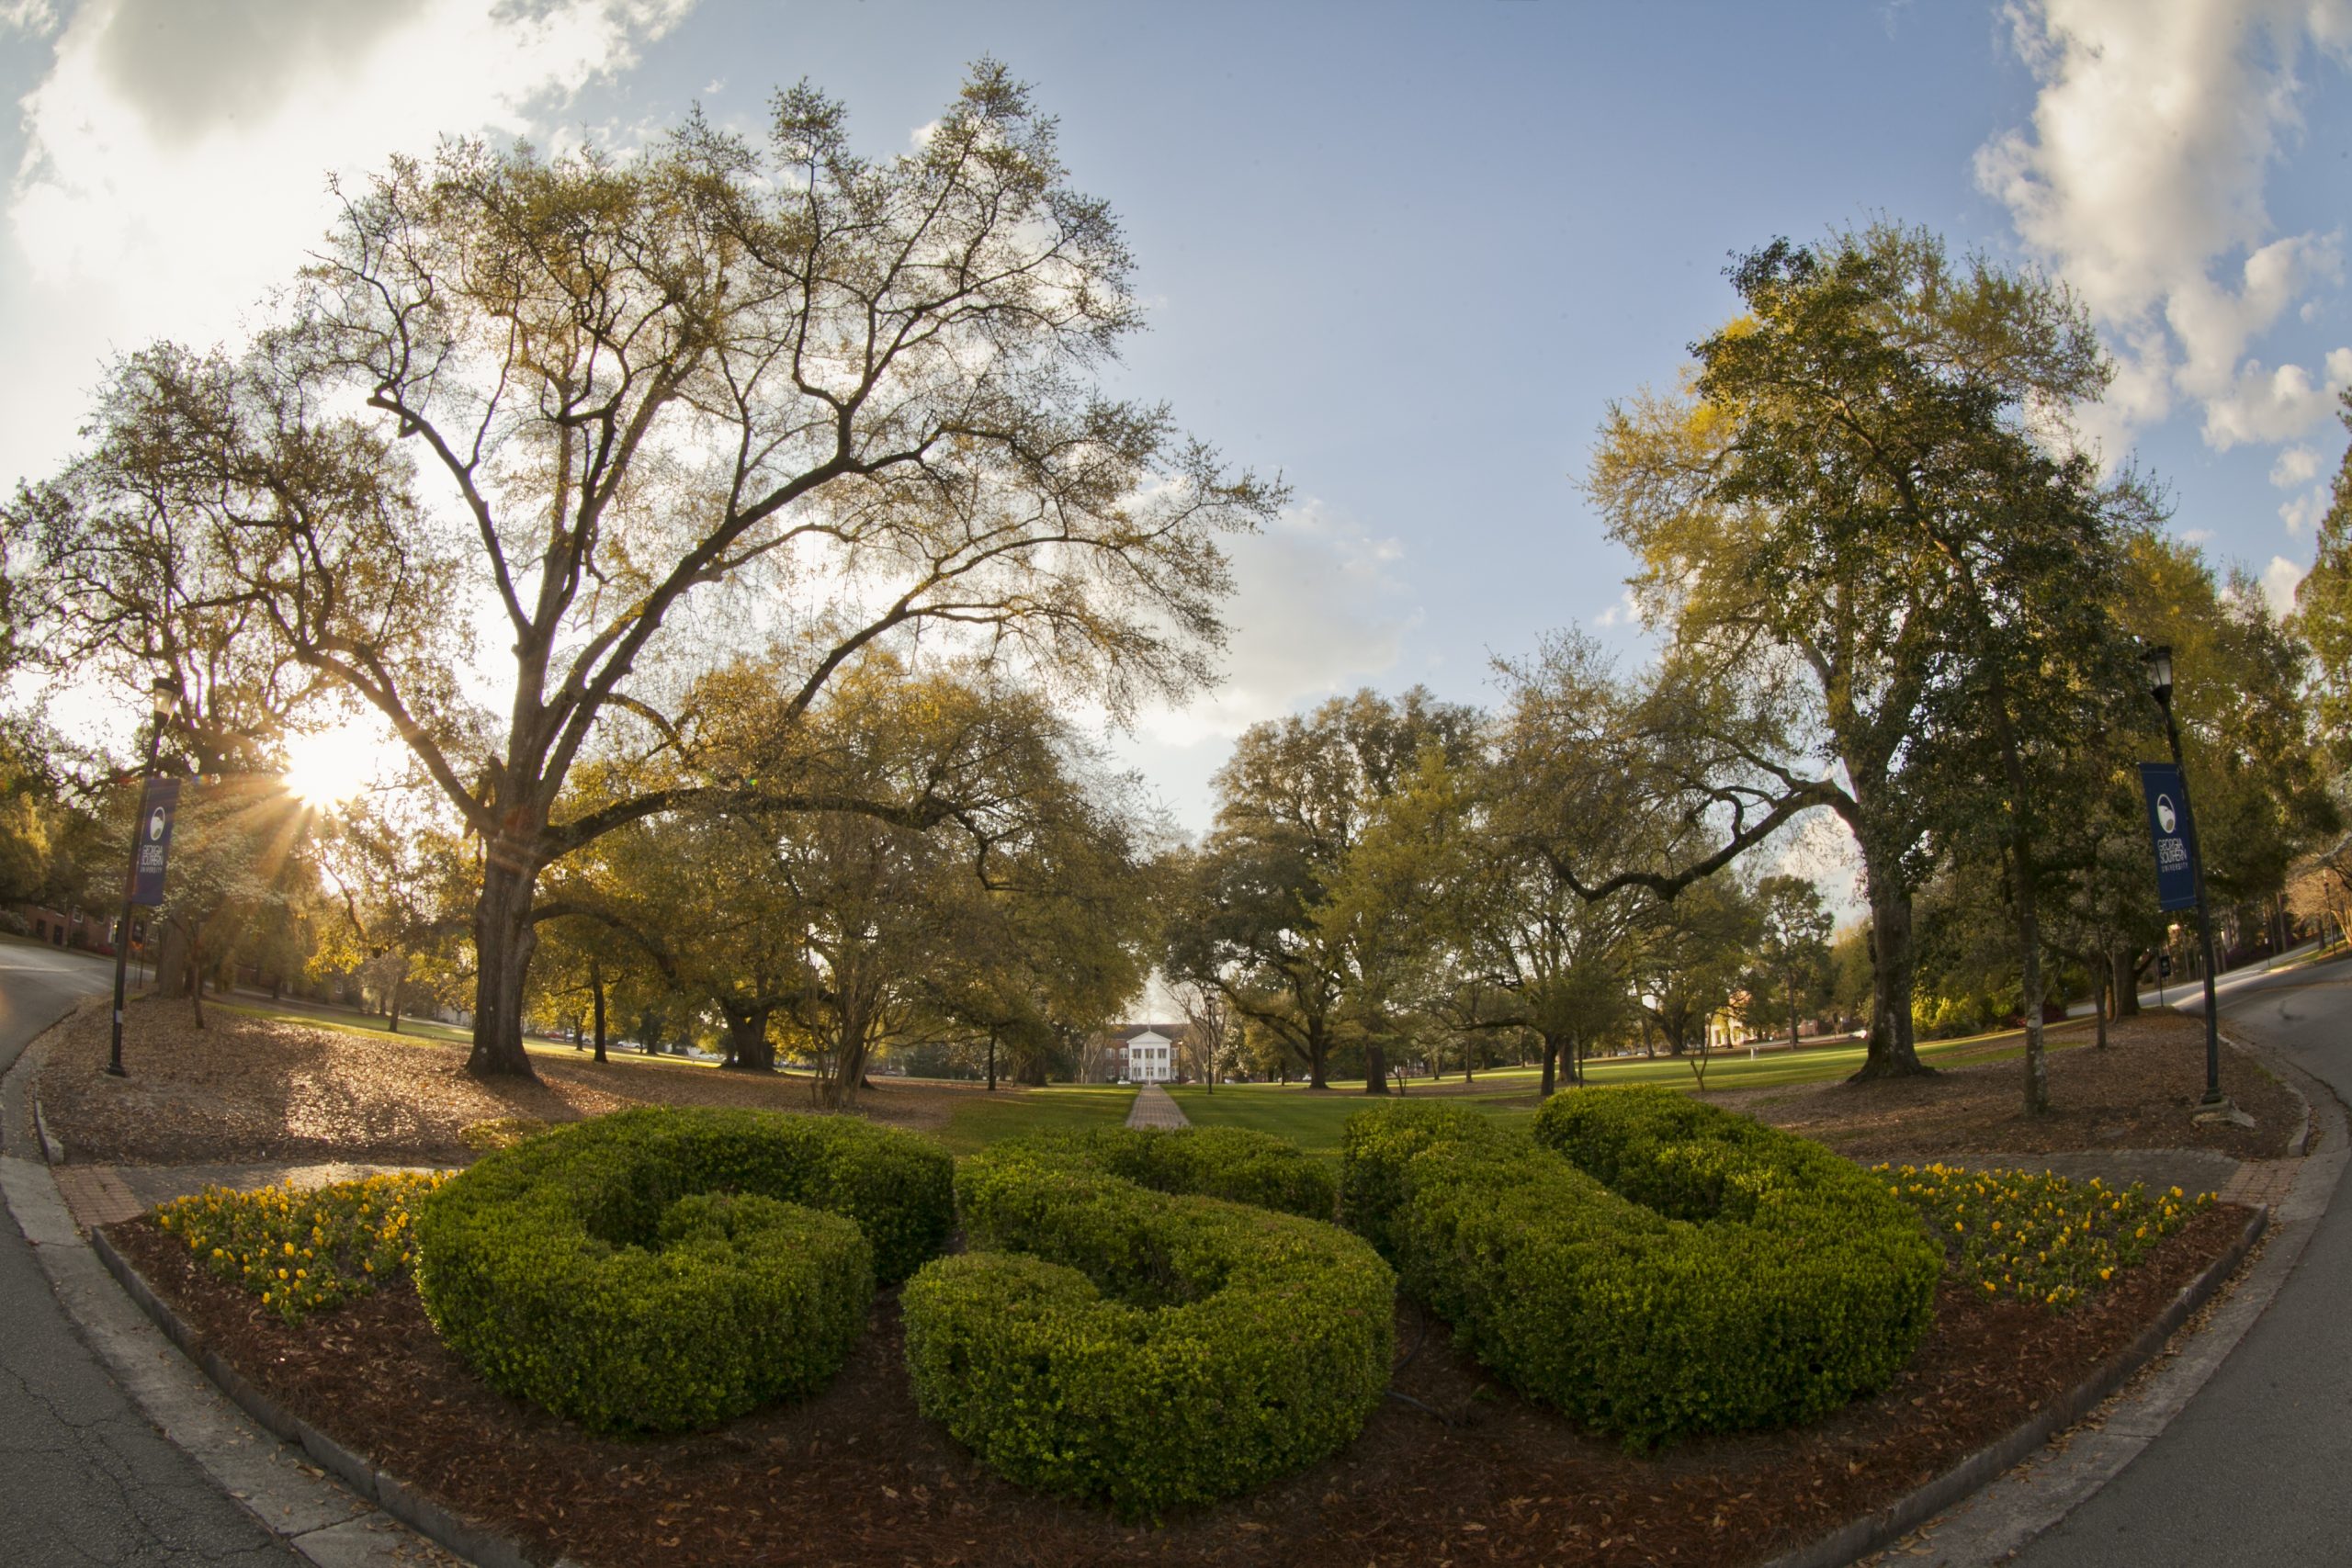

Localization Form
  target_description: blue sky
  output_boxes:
[4,1,2348,846]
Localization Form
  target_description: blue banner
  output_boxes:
[130,777,180,906]
[2138,761,2198,912]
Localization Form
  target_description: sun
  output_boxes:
[282,726,382,809]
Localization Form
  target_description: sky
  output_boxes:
[4,0,2349,860]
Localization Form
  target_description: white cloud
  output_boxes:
[2180,527,2216,545]
[0,0,693,491]
[2202,348,2352,449]
[2282,486,2331,535]
[1,0,55,35]
[1595,588,1640,628]
[1979,0,2352,459]
[2272,445,2323,486]
[2263,553,2309,616]
[1136,501,1417,747]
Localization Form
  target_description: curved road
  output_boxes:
[0,940,287,1565]
[2017,952,2352,1566]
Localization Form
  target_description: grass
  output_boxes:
[1167,1083,1532,1156]
[933,1086,1137,1155]
[1165,1017,2104,1156]
[209,998,730,1074]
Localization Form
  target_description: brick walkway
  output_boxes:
[49,1166,142,1228]
[1125,1083,1191,1130]
[2221,1156,2301,1210]
[51,1160,434,1233]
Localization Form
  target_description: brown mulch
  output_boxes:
[1717,1013,2302,1162]
[110,1203,2251,1568]
[37,998,989,1167]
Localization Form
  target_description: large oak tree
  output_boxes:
[11,65,1274,1077]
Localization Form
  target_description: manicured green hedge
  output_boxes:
[414,1106,954,1433]
[1341,1086,1939,1448]
[901,1132,1392,1517]
[992,1124,1338,1220]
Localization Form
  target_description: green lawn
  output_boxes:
[934,1085,1137,1155]
[208,998,739,1077]
[1167,1017,2098,1156]
[1167,1083,1532,1155]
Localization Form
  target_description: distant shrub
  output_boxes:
[156,1172,448,1325]
[415,1106,953,1433]
[902,1130,1391,1517]
[1342,1086,1939,1448]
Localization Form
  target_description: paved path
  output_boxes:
[0,941,292,1567]
[1125,1082,1191,1129]
[1994,953,2352,1567]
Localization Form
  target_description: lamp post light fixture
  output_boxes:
[107,679,178,1079]
[2140,643,2227,1111]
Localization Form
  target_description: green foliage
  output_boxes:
[993,1124,1337,1220]
[900,1129,1394,1517]
[1874,1162,2215,1309]
[414,1107,952,1433]
[156,1173,449,1325]
[1341,1087,1940,1448]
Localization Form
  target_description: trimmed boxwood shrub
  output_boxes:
[414,1106,954,1433]
[997,1124,1338,1220]
[1340,1087,1939,1448]
[901,1132,1392,1517]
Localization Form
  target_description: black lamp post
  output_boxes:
[2141,644,2226,1110]
[107,679,178,1078]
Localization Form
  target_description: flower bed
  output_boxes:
[1875,1162,2216,1309]
[155,1171,447,1324]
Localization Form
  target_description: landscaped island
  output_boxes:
[115,1082,2239,1568]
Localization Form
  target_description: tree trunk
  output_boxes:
[2111,951,2142,1018]
[2012,858,2051,1113]
[2093,970,2109,1050]
[720,1004,777,1071]
[986,1026,998,1092]
[1538,1030,1563,1098]
[468,858,541,1078]
[591,959,608,1064]
[153,919,189,1001]
[187,925,205,1030]
[1787,971,1801,1052]
[388,984,403,1036]
[1850,862,1929,1080]
[1304,1020,1330,1090]
[1363,1036,1391,1094]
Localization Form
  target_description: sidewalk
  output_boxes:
[1125,1082,1191,1130]
[0,982,458,1567]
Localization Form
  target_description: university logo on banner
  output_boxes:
[2136,761,2197,912]
[130,777,182,905]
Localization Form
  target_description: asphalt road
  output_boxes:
[0,939,288,1566]
[2016,952,2352,1566]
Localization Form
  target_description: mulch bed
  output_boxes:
[1724,1013,2304,1163]
[110,1203,2251,1568]
[38,998,986,1167]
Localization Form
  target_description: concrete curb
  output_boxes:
[1755,1203,2267,1568]
[90,1227,580,1568]
[1829,1026,2352,1566]
[0,1011,475,1567]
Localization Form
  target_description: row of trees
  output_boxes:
[1167,227,2338,1111]
[1,65,2345,1117]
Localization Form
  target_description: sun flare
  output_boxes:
[282,727,382,808]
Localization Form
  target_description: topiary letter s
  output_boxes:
[414,1105,953,1434]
